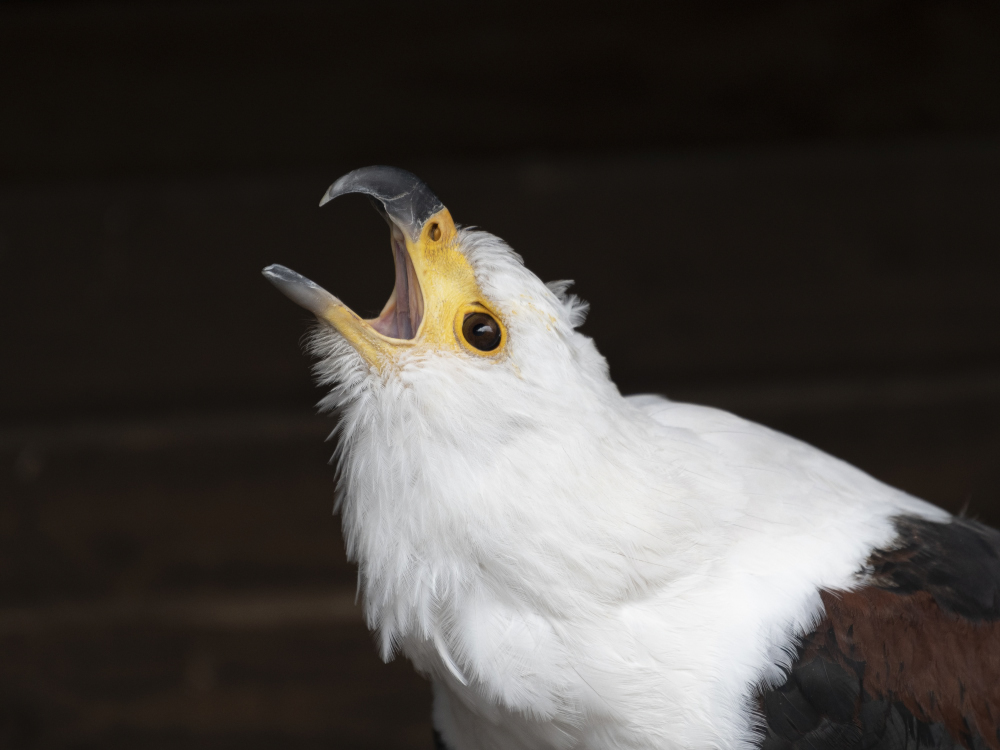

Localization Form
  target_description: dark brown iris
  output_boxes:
[462,312,502,351]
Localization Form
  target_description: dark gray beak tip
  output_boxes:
[262,264,339,316]
[262,263,296,282]
[319,165,444,239]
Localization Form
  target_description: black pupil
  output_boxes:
[463,312,501,351]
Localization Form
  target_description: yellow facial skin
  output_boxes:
[316,208,508,372]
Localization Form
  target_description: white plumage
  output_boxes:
[264,167,954,750]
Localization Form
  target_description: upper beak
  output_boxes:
[263,166,458,369]
[319,165,444,242]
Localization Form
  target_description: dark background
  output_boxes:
[2,1,999,748]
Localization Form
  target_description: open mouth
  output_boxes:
[367,224,424,340]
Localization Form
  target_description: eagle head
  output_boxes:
[263,167,657,663]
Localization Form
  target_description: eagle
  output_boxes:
[263,166,1000,750]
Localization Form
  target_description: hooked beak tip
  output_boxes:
[262,263,299,283]
[262,264,340,318]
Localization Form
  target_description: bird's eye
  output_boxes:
[462,312,502,351]
[428,222,441,242]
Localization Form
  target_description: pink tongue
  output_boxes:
[367,225,424,340]
[392,235,413,339]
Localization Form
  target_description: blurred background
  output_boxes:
[1,1,999,747]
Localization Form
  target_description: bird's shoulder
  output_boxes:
[625,393,793,455]
[625,393,943,518]
[758,515,1000,750]
[626,392,811,446]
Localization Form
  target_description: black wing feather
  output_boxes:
[758,516,1000,750]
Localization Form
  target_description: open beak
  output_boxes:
[264,166,482,370]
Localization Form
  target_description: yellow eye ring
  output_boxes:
[455,304,507,356]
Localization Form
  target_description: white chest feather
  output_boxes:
[335,388,945,750]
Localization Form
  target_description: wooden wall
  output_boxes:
[2,2,999,748]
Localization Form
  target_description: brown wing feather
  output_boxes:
[759,516,1000,750]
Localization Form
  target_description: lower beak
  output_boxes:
[262,237,420,370]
